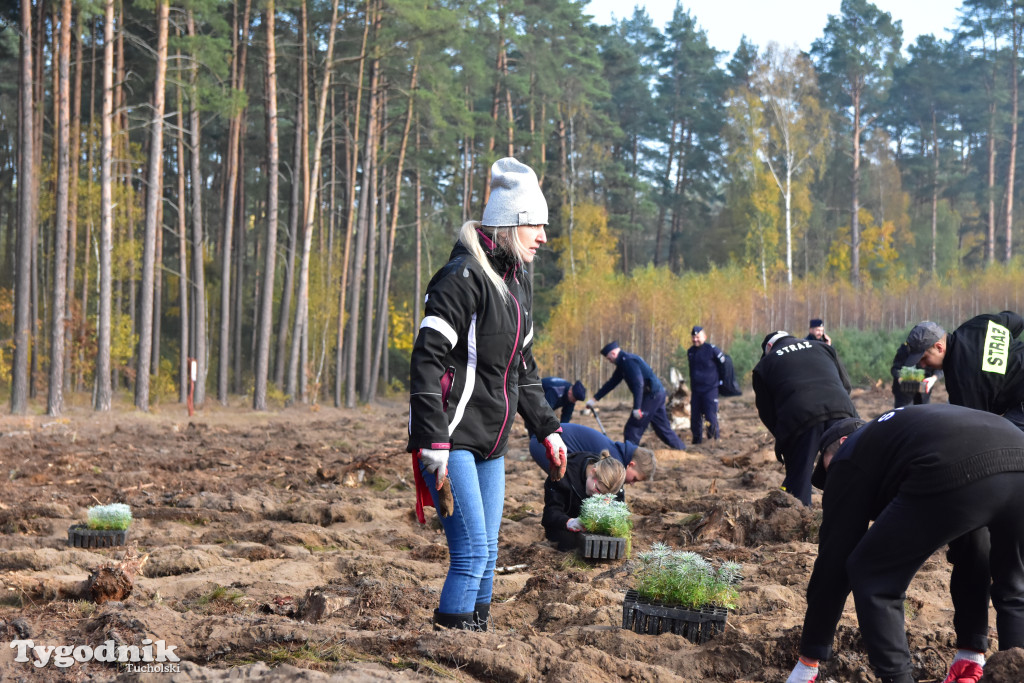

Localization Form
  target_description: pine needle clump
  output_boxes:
[579,493,632,539]
[86,503,133,531]
[632,543,741,610]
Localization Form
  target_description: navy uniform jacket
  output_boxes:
[687,343,725,394]
[593,350,664,410]
[752,334,855,458]
[800,404,1024,660]
[942,311,1024,415]
[529,423,639,470]
[542,377,578,423]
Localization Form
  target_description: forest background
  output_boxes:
[3,0,1024,416]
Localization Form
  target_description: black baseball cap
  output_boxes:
[903,321,945,367]
[811,417,866,490]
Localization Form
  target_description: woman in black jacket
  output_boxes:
[408,157,567,631]
[542,451,627,551]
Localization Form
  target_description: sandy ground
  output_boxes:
[0,384,1022,682]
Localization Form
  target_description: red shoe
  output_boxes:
[942,660,984,683]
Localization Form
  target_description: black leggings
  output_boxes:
[847,472,1024,681]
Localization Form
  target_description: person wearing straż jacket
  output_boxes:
[541,377,586,424]
[889,341,942,408]
[585,341,687,450]
[899,311,1024,682]
[542,451,626,551]
[785,405,1024,683]
[687,325,726,444]
[905,312,1024,428]
[407,158,567,632]
[752,331,857,507]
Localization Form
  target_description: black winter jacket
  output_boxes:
[752,335,856,458]
[407,239,560,459]
[942,311,1024,415]
[800,404,1024,660]
[542,452,625,551]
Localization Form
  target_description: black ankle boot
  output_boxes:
[473,602,491,632]
[432,609,476,630]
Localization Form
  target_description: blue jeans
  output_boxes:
[419,450,504,614]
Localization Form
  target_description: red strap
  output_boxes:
[412,450,435,524]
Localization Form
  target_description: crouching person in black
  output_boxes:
[541,452,626,552]
[785,404,1024,683]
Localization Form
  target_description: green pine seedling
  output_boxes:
[579,493,632,539]
[898,366,925,382]
[86,503,133,531]
[631,543,740,610]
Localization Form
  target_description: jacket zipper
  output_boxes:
[487,267,521,457]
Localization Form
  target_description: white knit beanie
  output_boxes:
[481,157,549,227]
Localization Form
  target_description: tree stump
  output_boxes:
[88,546,148,604]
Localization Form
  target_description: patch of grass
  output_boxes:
[558,553,593,571]
[197,585,245,606]
[504,504,535,522]
[0,592,23,608]
[175,516,210,527]
[367,475,393,492]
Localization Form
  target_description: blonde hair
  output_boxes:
[631,447,657,481]
[458,220,526,302]
[590,450,626,494]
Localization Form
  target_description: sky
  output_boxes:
[584,0,965,55]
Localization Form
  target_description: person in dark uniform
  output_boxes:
[890,340,941,408]
[784,405,1024,683]
[528,422,657,483]
[585,341,686,450]
[752,330,857,507]
[904,312,1024,428]
[806,318,832,346]
[541,451,626,551]
[687,325,726,444]
[540,377,586,424]
[901,310,1024,681]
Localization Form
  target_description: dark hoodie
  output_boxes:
[542,452,625,551]
[408,236,560,459]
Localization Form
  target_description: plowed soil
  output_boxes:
[0,384,1018,682]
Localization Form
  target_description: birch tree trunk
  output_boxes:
[186,12,208,407]
[175,75,190,404]
[94,0,116,411]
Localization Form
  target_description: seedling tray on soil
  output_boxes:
[899,380,922,394]
[578,533,627,560]
[67,524,128,549]
[621,589,727,644]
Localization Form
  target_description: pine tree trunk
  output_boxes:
[47,0,72,415]
[135,0,168,411]
[289,0,339,404]
[187,11,207,408]
[339,6,371,407]
[253,1,280,411]
[12,0,35,414]
[219,0,251,404]
[67,14,83,392]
